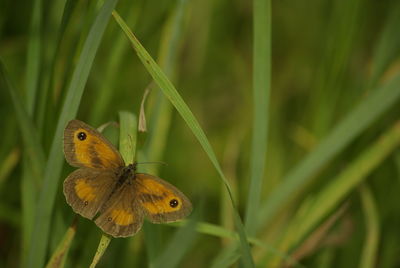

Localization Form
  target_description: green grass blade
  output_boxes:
[26,0,42,115]
[112,11,255,267]
[21,161,37,267]
[258,74,400,230]
[244,0,271,237]
[89,235,112,268]
[26,1,119,267]
[359,184,380,268]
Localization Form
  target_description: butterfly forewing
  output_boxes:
[63,168,118,220]
[134,173,192,223]
[64,120,125,169]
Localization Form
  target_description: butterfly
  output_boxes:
[62,119,192,237]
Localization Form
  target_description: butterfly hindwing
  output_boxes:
[134,173,192,223]
[63,168,118,220]
[63,120,125,169]
[95,182,144,238]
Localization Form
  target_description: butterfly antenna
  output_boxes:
[135,161,168,166]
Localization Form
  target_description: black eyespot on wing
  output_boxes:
[169,199,178,208]
[77,132,87,141]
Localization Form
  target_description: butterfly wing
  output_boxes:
[63,119,125,169]
[63,168,118,219]
[134,173,192,223]
[95,182,144,238]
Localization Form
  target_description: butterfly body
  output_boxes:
[63,120,192,237]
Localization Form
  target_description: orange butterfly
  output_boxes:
[63,120,192,237]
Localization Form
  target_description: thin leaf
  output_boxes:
[26,0,42,115]
[89,235,112,268]
[244,0,271,237]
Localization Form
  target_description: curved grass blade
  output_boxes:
[359,184,380,268]
[45,217,78,268]
[258,74,400,230]
[112,11,255,267]
[27,0,119,267]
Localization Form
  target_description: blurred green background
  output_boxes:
[1,0,400,267]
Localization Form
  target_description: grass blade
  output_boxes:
[359,184,380,268]
[258,74,400,230]
[112,11,255,267]
[26,0,42,115]
[89,235,112,268]
[244,0,271,237]
[45,217,78,268]
[27,0,119,267]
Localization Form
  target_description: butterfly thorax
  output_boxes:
[116,163,137,186]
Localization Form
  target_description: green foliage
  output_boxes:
[1,0,400,267]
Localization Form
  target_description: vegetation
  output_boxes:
[1,0,400,267]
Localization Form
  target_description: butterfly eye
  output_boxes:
[169,199,179,208]
[77,132,87,141]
